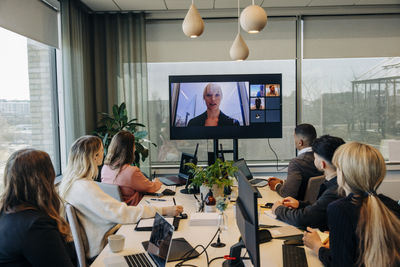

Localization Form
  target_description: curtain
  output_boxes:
[61,0,149,172]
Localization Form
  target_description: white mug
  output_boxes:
[108,234,125,253]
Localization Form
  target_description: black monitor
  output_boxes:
[169,74,282,140]
[223,170,260,267]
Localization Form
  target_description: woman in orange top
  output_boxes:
[101,131,162,206]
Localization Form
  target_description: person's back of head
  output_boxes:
[0,149,71,241]
[59,135,102,199]
[294,124,317,147]
[312,135,345,168]
[332,142,400,267]
[104,130,135,170]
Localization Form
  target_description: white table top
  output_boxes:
[91,186,323,267]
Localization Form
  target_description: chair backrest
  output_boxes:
[95,181,123,202]
[65,204,87,267]
[303,175,326,204]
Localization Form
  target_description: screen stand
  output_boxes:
[222,239,245,267]
[209,139,239,165]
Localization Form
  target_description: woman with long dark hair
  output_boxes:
[0,149,75,266]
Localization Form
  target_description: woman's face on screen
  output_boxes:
[204,85,222,111]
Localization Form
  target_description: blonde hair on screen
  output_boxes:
[332,142,400,267]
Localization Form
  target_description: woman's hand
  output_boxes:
[303,227,323,255]
[282,197,299,209]
[162,205,184,216]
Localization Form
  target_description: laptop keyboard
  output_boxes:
[282,245,308,267]
[124,253,153,267]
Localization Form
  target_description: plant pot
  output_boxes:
[200,184,225,199]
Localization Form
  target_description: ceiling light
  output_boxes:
[240,0,267,33]
[230,0,249,61]
[182,0,204,38]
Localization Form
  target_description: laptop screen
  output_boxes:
[233,159,253,180]
[178,153,197,179]
[146,213,174,267]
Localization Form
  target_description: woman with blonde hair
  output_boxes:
[303,142,400,267]
[58,135,182,260]
[101,131,162,206]
[0,149,75,266]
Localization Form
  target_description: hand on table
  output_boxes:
[268,177,283,191]
[282,197,299,209]
[162,205,183,216]
[303,227,323,255]
[271,200,283,214]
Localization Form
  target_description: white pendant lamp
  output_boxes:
[240,0,267,33]
[182,0,204,38]
[230,0,249,61]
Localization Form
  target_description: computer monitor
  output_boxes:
[223,171,260,267]
[169,74,282,140]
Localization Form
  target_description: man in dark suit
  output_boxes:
[271,135,345,231]
[268,124,323,200]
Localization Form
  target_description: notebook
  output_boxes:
[104,213,199,267]
[158,153,197,186]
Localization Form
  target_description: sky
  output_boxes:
[0,27,29,100]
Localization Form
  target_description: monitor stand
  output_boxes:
[209,139,239,165]
[222,240,245,267]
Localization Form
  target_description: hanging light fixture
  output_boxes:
[182,0,204,38]
[240,0,267,33]
[230,0,249,61]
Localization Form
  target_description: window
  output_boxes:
[147,60,296,164]
[302,57,400,158]
[0,27,60,192]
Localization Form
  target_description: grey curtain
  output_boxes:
[61,0,149,172]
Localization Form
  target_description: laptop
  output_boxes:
[158,153,197,186]
[233,159,269,187]
[104,213,199,267]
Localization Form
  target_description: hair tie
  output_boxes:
[363,190,377,197]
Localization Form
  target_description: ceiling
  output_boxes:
[80,0,400,12]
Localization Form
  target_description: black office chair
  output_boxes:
[303,175,325,204]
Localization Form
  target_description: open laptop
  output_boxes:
[233,159,269,187]
[158,153,197,186]
[104,213,199,267]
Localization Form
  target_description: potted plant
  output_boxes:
[94,102,156,167]
[186,159,237,198]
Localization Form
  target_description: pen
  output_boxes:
[150,198,166,201]
[173,197,176,206]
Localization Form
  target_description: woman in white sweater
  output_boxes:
[58,136,182,259]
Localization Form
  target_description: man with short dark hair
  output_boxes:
[268,124,323,200]
[271,135,345,231]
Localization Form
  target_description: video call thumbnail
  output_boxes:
[250,97,265,110]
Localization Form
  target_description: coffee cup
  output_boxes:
[108,234,125,253]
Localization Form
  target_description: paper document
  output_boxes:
[264,210,277,219]
[137,217,174,228]
[269,226,303,238]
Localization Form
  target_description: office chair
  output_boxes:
[303,175,325,204]
[66,203,87,267]
[95,181,123,202]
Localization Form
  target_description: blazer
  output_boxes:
[274,177,339,231]
[101,164,162,206]
[187,111,239,126]
[318,193,400,267]
[275,151,323,200]
[0,209,76,267]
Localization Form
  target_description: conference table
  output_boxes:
[91,185,324,267]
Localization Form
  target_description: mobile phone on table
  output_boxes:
[261,202,273,209]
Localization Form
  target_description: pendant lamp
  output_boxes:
[230,0,249,61]
[240,0,267,33]
[182,0,204,38]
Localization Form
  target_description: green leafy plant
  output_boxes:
[186,159,237,189]
[94,102,156,167]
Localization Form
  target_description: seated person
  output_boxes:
[58,135,183,259]
[0,149,76,267]
[268,124,323,200]
[303,142,400,267]
[187,83,239,127]
[266,85,279,96]
[271,135,345,231]
[101,131,162,206]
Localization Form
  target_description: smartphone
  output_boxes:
[261,202,273,209]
